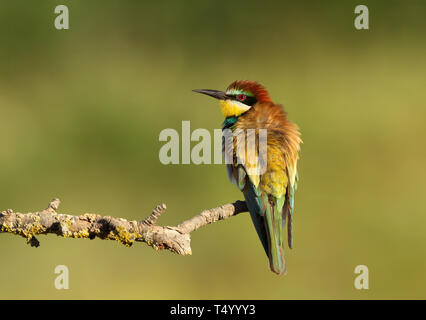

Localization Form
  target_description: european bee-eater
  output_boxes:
[193,80,301,275]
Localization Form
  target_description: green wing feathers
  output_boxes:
[238,165,287,275]
[231,162,298,275]
[285,169,298,249]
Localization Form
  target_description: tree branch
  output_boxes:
[0,198,248,255]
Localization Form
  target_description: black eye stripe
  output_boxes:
[227,94,257,106]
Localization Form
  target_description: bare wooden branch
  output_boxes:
[176,200,248,234]
[0,198,248,255]
[141,203,167,226]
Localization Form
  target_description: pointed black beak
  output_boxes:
[192,89,228,100]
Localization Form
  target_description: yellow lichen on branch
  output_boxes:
[0,198,248,255]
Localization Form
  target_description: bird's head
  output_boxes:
[193,80,272,118]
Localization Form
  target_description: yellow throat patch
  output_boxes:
[220,99,251,118]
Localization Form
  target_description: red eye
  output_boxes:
[237,94,246,101]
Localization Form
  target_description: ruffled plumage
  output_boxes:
[222,81,301,275]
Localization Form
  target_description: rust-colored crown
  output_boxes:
[227,80,273,104]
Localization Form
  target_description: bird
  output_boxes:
[193,80,301,275]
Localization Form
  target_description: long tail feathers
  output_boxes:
[243,182,287,275]
[263,196,286,275]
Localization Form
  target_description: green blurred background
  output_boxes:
[1,0,425,299]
